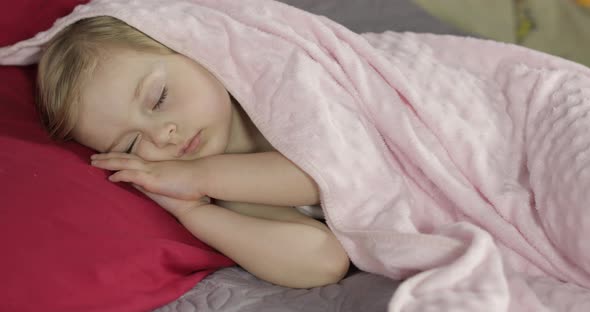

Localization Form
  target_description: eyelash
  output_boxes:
[125,135,139,154]
[154,86,168,110]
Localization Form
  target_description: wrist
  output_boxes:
[172,198,211,220]
[191,157,213,198]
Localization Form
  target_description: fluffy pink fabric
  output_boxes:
[3,0,590,310]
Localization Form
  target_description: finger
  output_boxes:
[108,169,154,189]
[132,184,168,207]
[90,152,141,160]
[132,184,178,210]
[133,186,166,203]
[132,184,155,199]
[91,157,147,171]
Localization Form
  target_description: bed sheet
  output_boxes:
[154,1,463,311]
[155,267,398,312]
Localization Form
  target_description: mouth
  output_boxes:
[177,130,202,157]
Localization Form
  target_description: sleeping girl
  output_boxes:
[36,16,350,289]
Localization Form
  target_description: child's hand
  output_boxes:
[136,186,211,218]
[90,152,209,201]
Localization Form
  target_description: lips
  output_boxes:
[178,130,202,157]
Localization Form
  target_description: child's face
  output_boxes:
[72,48,233,161]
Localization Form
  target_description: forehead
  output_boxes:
[90,49,156,92]
[72,50,159,152]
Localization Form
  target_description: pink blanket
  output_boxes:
[3,0,590,310]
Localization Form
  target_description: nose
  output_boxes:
[150,122,176,148]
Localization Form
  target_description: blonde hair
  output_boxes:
[37,16,173,141]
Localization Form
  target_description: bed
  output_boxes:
[0,1,466,311]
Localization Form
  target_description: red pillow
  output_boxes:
[0,2,234,312]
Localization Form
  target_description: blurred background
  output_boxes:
[278,0,590,67]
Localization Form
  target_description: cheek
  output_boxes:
[72,128,112,154]
[202,90,231,121]
[135,141,173,161]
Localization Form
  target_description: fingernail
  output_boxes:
[90,154,97,159]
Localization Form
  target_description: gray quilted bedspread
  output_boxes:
[154,267,399,312]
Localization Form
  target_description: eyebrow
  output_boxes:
[104,71,152,153]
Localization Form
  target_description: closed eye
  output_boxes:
[125,135,139,154]
[154,86,168,110]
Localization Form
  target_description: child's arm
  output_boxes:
[91,151,319,207]
[174,202,349,288]
[202,151,320,207]
[90,152,348,287]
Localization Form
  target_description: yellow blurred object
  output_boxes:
[413,0,590,66]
